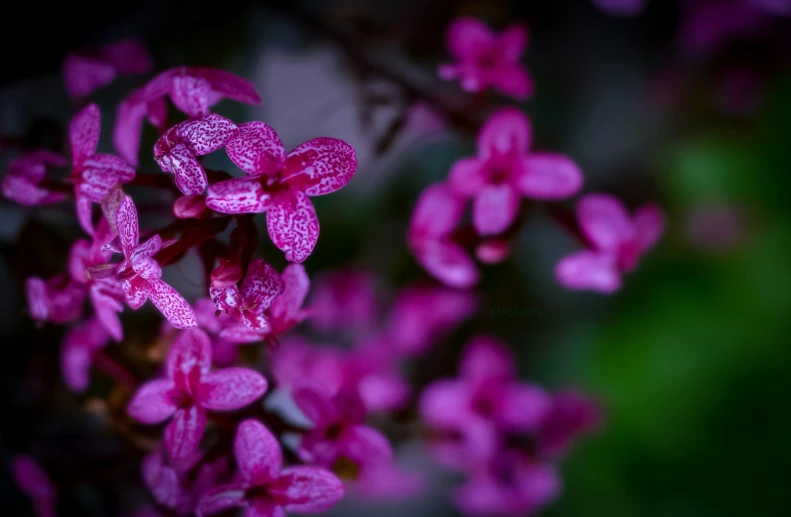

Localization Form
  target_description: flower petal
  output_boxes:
[161,143,207,195]
[165,406,207,461]
[496,383,552,432]
[281,138,357,196]
[419,379,471,429]
[271,466,344,513]
[460,336,515,385]
[415,240,479,289]
[554,250,621,293]
[101,38,153,74]
[241,259,284,310]
[489,64,534,101]
[291,386,336,428]
[198,367,268,410]
[194,68,262,105]
[266,191,319,263]
[145,279,199,329]
[10,456,55,500]
[141,450,182,509]
[496,24,528,62]
[63,53,116,99]
[338,425,393,465]
[226,121,286,175]
[235,419,282,484]
[408,183,465,242]
[90,284,124,341]
[79,155,136,202]
[26,277,49,321]
[114,99,147,166]
[516,153,583,199]
[446,17,495,60]
[205,176,272,214]
[477,108,532,161]
[116,195,139,257]
[472,184,520,236]
[246,499,286,517]
[123,278,148,309]
[196,483,248,516]
[268,264,309,328]
[577,194,636,251]
[127,379,178,423]
[70,103,100,165]
[170,74,212,118]
[167,328,212,381]
[634,203,664,252]
[174,113,239,156]
[448,157,487,197]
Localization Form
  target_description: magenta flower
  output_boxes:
[10,455,56,517]
[408,183,479,288]
[2,151,68,206]
[154,113,239,195]
[127,328,268,461]
[439,17,533,100]
[197,419,344,516]
[210,258,284,331]
[449,108,583,236]
[142,447,228,514]
[63,38,153,99]
[114,67,261,166]
[272,337,347,395]
[61,317,110,392]
[591,0,647,16]
[26,275,85,325]
[114,194,198,328]
[343,339,411,412]
[419,336,551,469]
[536,390,602,458]
[220,264,310,344]
[194,298,243,365]
[205,122,357,262]
[292,385,393,468]
[554,193,664,293]
[454,453,560,517]
[309,269,378,334]
[69,103,136,235]
[387,284,476,356]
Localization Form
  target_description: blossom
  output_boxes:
[61,317,110,392]
[591,0,647,16]
[439,17,533,100]
[113,194,198,328]
[272,337,346,395]
[2,151,68,206]
[536,390,602,458]
[453,452,560,517]
[197,419,344,516]
[407,182,479,288]
[10,455,56,517]
[209,258,284,330]
[154,113,238,195]
[205,122,357,262]
[26,275,85,325]
[419,336,551,469]
[448,108,583,236]
[63,38,153,99]
[554,193,664,293]
[114,67,261,165]
[69,103,136,235]
[142,447,228,514]
[309,269,378,334]
[292,385,393,469]
[127,328,268,461]
[193,298,243,365]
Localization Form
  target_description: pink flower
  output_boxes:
[220,264,310,345]
[343,338,411,412]
[154,113,239,195]
[453,452,560,517]
[210,258,284,331]
[387,284,476,356]
[592,0,647,16]
[197,419,344,516]
[113,195,198,329]
[114,67,261,166]
[10,455,56,517]
[408,183,479,288]
[194,298,243,366]
[26,275,85,325]
[449,108,583,236]
[63,38,153,99]
[205,122,357,262]
[292,385,393,469]
[309,269,378,334]
[69,104,136,235]
[2,151,68,206]
[350,460,426,501]
[439,17,533,100]
[419,336,551,469]
[272,337,346,395]
[536,390,602,458]
[61,317,110,392]
[554,193,664,293]
[127,328,268,461]
[142,447,228,514]
[678,0,775,58]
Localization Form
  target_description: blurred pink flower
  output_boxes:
[439,17,533,100]
[61,317,110,392]
[678,0,775,58]
[10,455,56,517]
[408,183,479,288]
[273,337,347,395]
[309,269,378,334]
[114,67,261,165]
[197,419,344,516]
[193,298,243,366]
[26,275,85,325]
[127,327,268,461]
[68,104,136,235]
[536,390,603,458]
[205,122,357,262]
[2,151,68,206]
[449,108,583,236]
[419,336,551,469]
[63,38,153,99]
[555,194,664,293]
